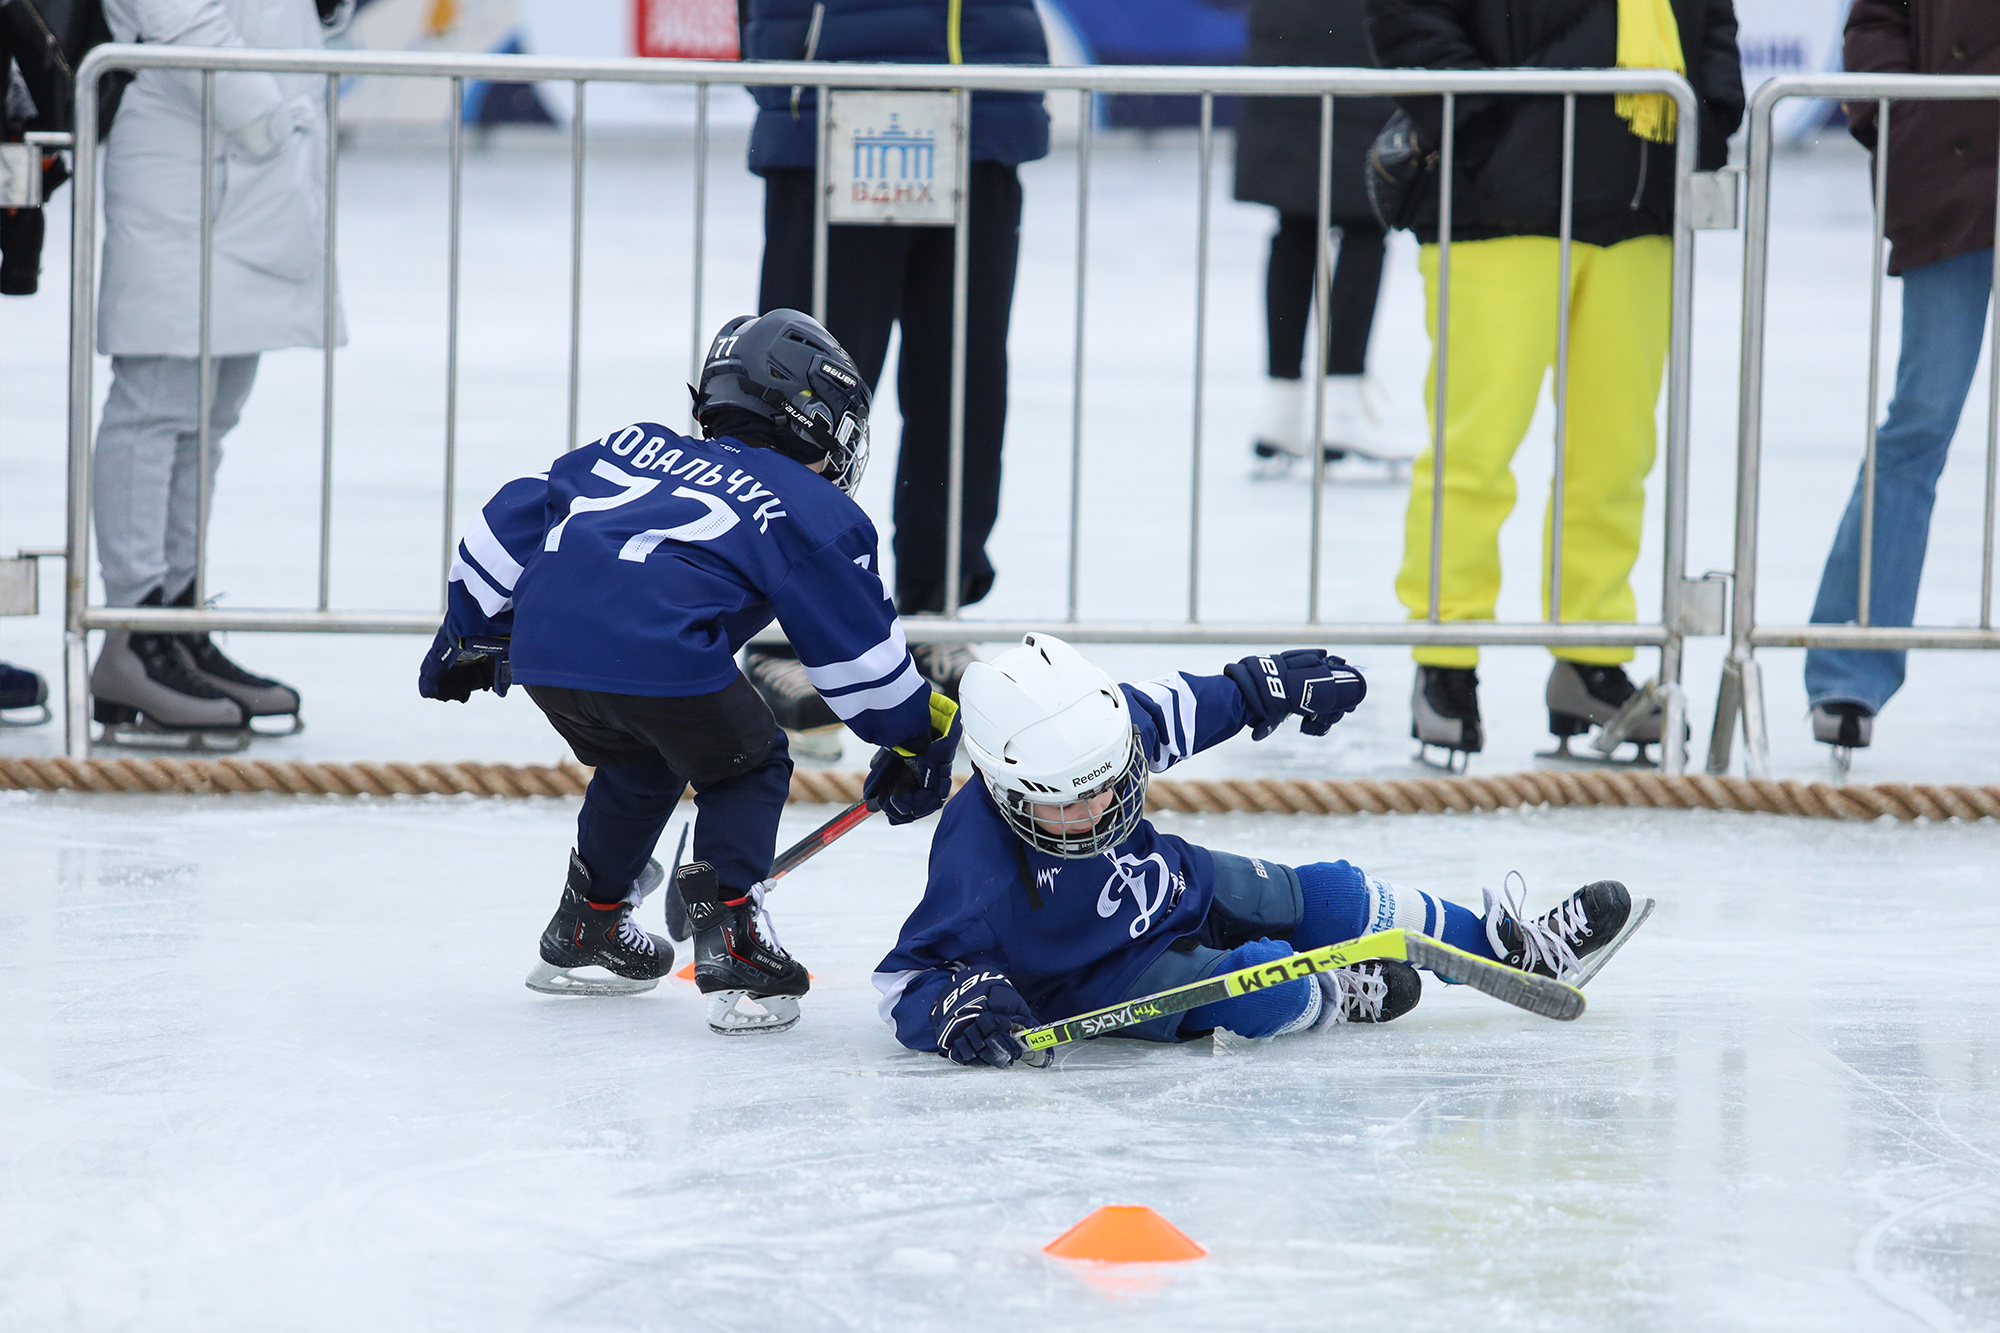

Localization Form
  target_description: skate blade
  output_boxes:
[1534,744,1656,771]
[247,713,305,737]
[1414,743,1472,774]
[1563,897,1657,989]
[705,989,800,1035]
[0,702,52,728]
[525,960,661,997]
[98,720,252,753]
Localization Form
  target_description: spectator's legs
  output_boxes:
[1542,235,1671,667]
[1805,248,1994,713]
[1264,212,1319,379]
[1396,238,1558,667]
[891,162,1023,613]
[756,168,907,387]
[93,354,257,607]
[1325,221,1387,377]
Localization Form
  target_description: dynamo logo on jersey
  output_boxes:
[1096,852,1186,940]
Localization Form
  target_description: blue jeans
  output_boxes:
[1805,249,1995,713]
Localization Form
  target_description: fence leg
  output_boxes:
[64,628,88,759]
[1736,649,1771,778]
[1706,656,1741,775]
[1659,680,1688,774]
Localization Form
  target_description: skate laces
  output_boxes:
[744,881,789,958]
[610,905,657,956]
[1487,871,1584,977]
[1328,965,1389,1024]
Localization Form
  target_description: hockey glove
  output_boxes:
[418,626,512,702]
[1225,649,1366,741]
[863,691,961,826]
[931,969,1034,1068]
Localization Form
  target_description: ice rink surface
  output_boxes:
[3,106,2000,1329]
[4,793,1999,1331]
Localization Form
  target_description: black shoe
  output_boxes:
[909,642,976,701]
[170,584,302,723]
[1320,959,1422,1025]
[742,647,840,732]
[678,859,809,1034]
[1812,702,1874,749]
[1483,878,1632,979]
[1546,661,1660,745]
[526,852,673,995]
[0,660,49,725]
[1412,666,1482,759]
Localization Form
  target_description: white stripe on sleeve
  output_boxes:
[822,660,927,722]
[450,552,510,618]
[462,510,525,591]
[872,969,925,1028]
[803,623,910,693]
[1134,673,1199,772]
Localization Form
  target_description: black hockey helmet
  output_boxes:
[692,310,871,494]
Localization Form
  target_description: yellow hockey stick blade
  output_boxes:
[1404,935,1585,1021]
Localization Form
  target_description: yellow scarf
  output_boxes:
[1615,0,1685,144]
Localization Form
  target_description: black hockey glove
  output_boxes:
[931,969,1034,1068]
[418,626,512,702]
[1224,649,1366,741]
[863,692,961,826]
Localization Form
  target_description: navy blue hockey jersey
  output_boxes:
[444,423,932,748]
[873,669,1254,1050]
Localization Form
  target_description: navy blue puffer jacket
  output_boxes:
[743,0,1052,174]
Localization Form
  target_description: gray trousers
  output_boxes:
[93,354,260,608]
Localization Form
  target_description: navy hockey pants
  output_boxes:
[526,676,793,897]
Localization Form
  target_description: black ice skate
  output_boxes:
[1544,661,1662,766]
[1483,875,1652,988]
[171,585,303,734]
[677,859,809,1035]
[742,647,844,760]
[1316,959,1422,1026]
[0,660,50,728]
[525,852,673,996]
[91,592,251,752]
[1412,666,1482,771]
[909,642,977,701]
[1812,702,1873,778]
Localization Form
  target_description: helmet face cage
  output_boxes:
[983,725,1150,859]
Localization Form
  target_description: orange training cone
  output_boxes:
[1043,1206,1206,1263]
[676,962,697,982]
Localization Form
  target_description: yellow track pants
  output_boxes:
[1396,235,1672,668]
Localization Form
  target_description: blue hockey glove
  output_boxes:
[418,626,512,702]
[931,969,1034,1068]
[1224,649,1366,740]
[863,692,961,826]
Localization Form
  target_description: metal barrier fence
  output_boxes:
[64,46,1712,765]
[1708,73,2000,778]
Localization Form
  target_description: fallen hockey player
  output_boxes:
[874,635,1637,1067]
[419,310,960,1034]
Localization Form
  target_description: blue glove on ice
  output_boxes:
[1225,649,1366,740]
[931,969,1034,1068]
[418,626,512,702]
[863,692,961,826]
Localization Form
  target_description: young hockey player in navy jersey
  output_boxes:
[421,310,961,1035]
[874,635,1633,1066]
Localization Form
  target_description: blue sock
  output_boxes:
[1293,860,1496,962]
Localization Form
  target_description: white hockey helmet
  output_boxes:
[958,633,1148,859]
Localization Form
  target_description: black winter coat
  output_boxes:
[1232,0,1396,222]
[1364,0,1744,245]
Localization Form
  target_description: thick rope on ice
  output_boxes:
[1,756,1998,821]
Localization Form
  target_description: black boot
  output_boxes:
[678,859,809,1035]
[1483,879,1632,980]
[1546,660,1661,752]
[171,584,303,728]
[1411,666,1482,768]
[1317,959,1423,1025]
[526,852,673,996]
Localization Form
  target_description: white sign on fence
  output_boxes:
[825,90,961,226]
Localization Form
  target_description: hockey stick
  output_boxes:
[1015,929,1584,1055]
[665,800,876,941]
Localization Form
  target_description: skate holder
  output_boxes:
[1044,1206,1206,1264]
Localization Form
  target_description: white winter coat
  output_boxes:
[97,0,346,356]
